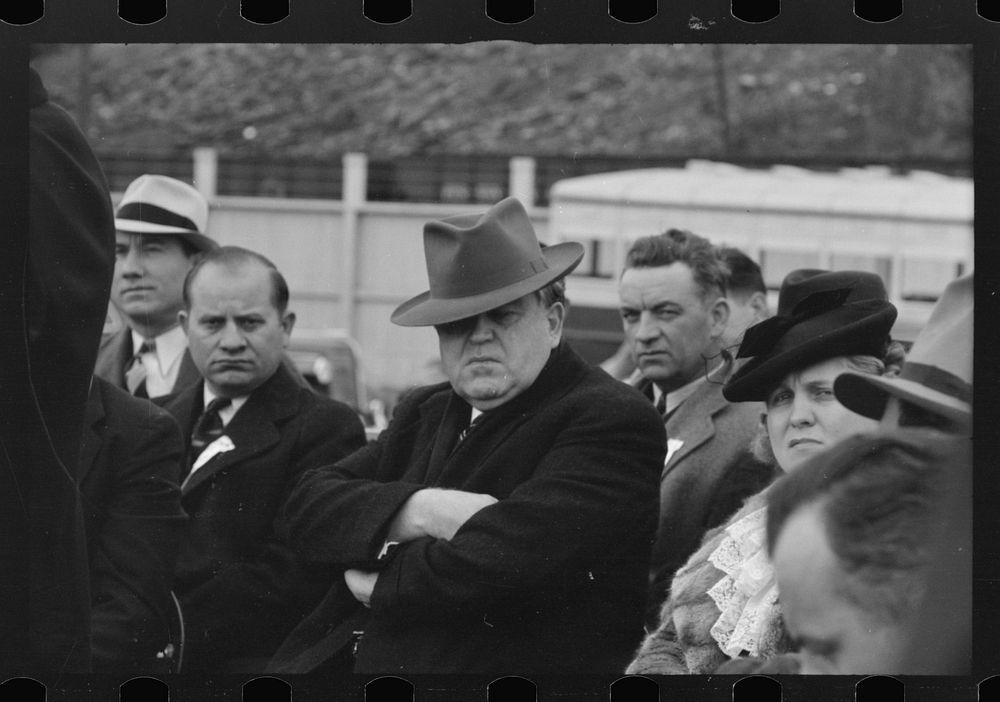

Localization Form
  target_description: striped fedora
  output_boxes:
[115,174,216,252]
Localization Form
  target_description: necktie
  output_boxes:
[655,392,667,417]
[125,340,155,397]
[189,397,232,471]
[457,413,483,444]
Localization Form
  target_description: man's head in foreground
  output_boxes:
[767,430,969,675]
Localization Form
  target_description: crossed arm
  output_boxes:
[344,488,498,605]
[282,385,665,620]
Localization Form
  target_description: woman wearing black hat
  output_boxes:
[626,269,905,675]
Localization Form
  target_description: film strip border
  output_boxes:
[3,2,998,701]
[4,1,1000,27]
[0,673,995,701]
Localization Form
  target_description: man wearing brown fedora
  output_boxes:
[95,174,217,400]
[268,197,665,674]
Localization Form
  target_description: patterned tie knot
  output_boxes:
[457,412,485,444]
[190,397,233,456]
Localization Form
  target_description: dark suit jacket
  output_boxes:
[0,67,115,676]
[269,342,666,675]
[79,377,187,673]
[163,364,366,671]
[638,359,779,628]
[95,327,202,401]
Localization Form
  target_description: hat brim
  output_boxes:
[115,218,217,252]
[723,306,897,402]
[834,371,971,427]
[390,242,584,327]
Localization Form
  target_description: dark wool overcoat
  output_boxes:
[269,342,666,675]
[163,364,366,671]
[2,68,116,676]
[79,377,187,673]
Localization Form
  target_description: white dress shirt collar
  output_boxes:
[130,325,188,398]
[201,384,249,427]
[654,358,726,417]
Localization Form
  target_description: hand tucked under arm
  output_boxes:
[344,568,379,607]
[386,488,499,543]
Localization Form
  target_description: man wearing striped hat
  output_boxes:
[95,174,217,400]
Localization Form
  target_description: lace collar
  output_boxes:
[706,504,785,659]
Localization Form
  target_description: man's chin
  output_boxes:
[459,382,516,410]
[206,370,260,397]
[115,301,157,319]
[636,360,676,383]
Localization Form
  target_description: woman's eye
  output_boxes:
[768,391,791,406]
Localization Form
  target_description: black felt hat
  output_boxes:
[723,269,897,402]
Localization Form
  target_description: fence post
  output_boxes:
[341,153,368,336]
[192,147,218,199]
[509,156,536,207]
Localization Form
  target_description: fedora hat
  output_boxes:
[391,197,584,327]
[115,174,216,252]
[834,273,971,430]
[724,269,897,402]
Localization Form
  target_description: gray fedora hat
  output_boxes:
[834,273,972,431]
[391,197,584,327]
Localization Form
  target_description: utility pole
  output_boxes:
[712,44,734,157]
[77,45,92,137]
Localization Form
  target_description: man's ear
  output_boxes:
[281,311,297,344]
[709,297,730,339]
[749,291,770,322]
[178,309,189,335]
[546,301,566,347]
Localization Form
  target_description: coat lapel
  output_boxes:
[77,381,106,484]
[661,359,737,478]
[430,342,586,487]
[180,367,299,495]
[94,328,131,389]
[423,392,471,485]
[174,349,201,394]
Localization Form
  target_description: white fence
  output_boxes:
[113,151,971,394]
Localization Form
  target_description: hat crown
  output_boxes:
[424,198,548,300]
[116,174,209,235]
[775,269,888,318]
[390,197,584,326]
[904,274,972,386]
[737,269,895,361]
[830,273,971,428]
